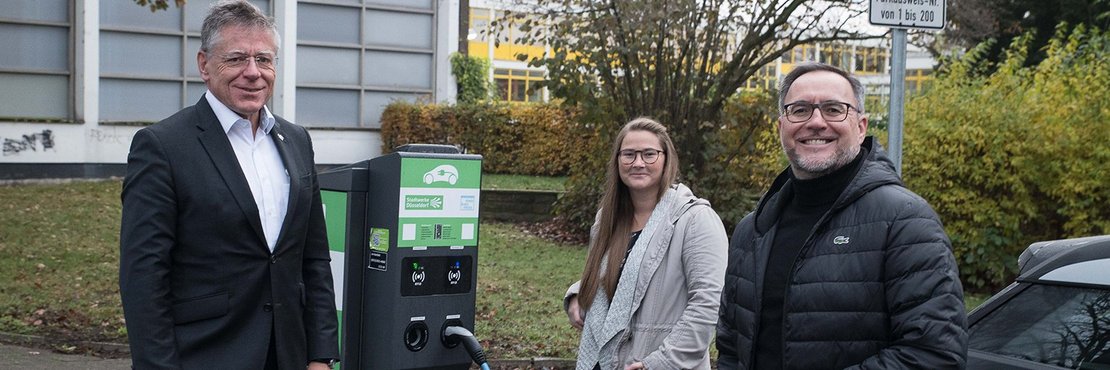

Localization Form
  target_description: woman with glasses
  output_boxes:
[564,117,728,370]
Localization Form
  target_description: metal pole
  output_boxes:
[888,28,907,176]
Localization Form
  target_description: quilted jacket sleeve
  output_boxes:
[848,191,968,370]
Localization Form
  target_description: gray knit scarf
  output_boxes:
[576,188,676,370]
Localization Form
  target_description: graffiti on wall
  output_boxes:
[87,128,129,145]
[2,130,56,156]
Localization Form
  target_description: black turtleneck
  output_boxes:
[753,148,867,370]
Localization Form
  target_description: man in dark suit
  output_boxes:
[119,1,338,369]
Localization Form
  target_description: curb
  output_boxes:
[486,357,574,369]
[0,332,575,369]
[0,332,130,357]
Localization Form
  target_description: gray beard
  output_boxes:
[786,144,860,179]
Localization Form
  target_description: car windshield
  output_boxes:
[969,284,1110,368]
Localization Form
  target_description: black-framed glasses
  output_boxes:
[213,52,276,70]
[782,101,858,123]
[619,149,665,165]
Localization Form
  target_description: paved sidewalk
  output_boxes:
[0,341,575,369]
[0,332,574,369]
[2,342,131,369]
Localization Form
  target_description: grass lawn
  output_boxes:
[482,174,567,192]
[0,180,586,359]
[0,180,125,344]
[0,179,993,359]
[475,223,585,358]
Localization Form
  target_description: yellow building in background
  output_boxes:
[466,1,936,110]
[467,4,548,102]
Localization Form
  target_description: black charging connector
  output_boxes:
[442,325,489,369]
[441,319,464,348]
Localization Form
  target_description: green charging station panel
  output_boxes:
[320,150,481,370]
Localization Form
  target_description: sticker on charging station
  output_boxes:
[368,228,389,271]
[397,158,480,248]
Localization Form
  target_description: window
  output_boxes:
[296,1,435,128]
[493,68,544,102]
[854,51,866,73]
[851,47,888,74]
[823,44,851,70]
[744,64,777,91]
[0,0,72,120]
[969,284,1110,368]
[487,11,545,63]
[469,8,491,43]
[906,68,933,95]
[98,1,273,122]
[467,8,492,58]
[793,47,805,64]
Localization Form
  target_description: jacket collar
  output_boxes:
[666,183,706,223]
[204,90,276,135]
[753,136,902,235]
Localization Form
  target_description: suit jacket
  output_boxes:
[120,95,339,370]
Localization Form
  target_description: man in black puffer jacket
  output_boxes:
[716,62,967,370]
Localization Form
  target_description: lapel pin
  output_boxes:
[277,133,285,142]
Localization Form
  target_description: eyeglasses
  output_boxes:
[213,53,276,70]
[782,101,858,123]
[618,149,665,165]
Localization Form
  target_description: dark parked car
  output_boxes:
[968,235,1110,369]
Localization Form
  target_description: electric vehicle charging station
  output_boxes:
[319,145,483,369]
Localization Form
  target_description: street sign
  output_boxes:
[869,0,946,30]
[870,0,945,175]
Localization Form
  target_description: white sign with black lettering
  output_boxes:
[869,0,946,30]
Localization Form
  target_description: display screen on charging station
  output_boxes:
[396,158,481,248]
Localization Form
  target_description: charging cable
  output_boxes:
[443,325,490,370]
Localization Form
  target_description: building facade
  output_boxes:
[466,0,547,102]
[0,0,459,180]
[749,39,938,124]
[465,0,937,115]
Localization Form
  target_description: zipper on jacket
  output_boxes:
[775,212,833,368]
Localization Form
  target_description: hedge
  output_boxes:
[380,101,596,176]
[902,25,1110,291]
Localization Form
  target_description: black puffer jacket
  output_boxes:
[716,138,967,370]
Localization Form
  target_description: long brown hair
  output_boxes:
[577,117,679,311]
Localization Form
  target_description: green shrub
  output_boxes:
[379,101,457,151]
[450,53,493,104]
[379,101,596,176]
[687,91,783,228]
[552,91,784,234]
[903,25,1110,291]
[548,105,617,234]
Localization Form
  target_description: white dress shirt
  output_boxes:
[206,91,289,252]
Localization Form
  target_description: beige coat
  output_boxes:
[566,184,728,369]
